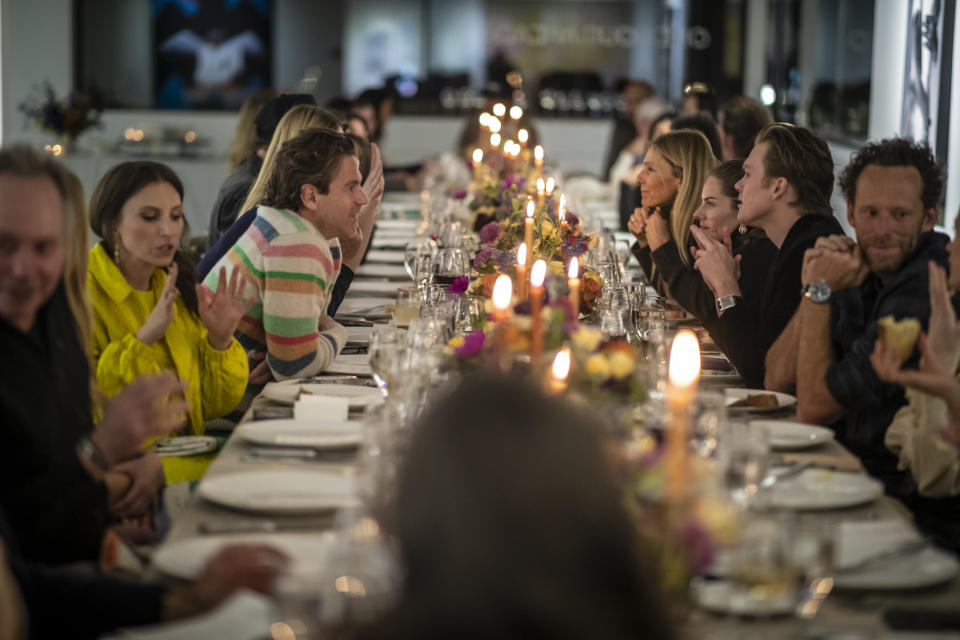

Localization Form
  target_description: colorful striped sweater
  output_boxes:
[204,205,347,380]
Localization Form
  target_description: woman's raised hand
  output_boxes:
[196,267,253,350]
[136,263,179,346]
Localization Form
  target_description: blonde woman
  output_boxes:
[628,130,718,295]
[239,104,344,215]
[227,89,278,173]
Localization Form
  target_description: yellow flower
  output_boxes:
[541,219,555,237]
[588,234,600,248]
[548,261,565,277]
[608,350,635,380]
[448,336,465,349]
[512,315,532,332]
[571,327,603,351]
[585,353,611,377]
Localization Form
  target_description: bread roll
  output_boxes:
[877,315,921,364]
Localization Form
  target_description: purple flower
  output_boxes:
[563,235,589,257]
[455,331,485,358]
[454,188,467,200]
[567,213,580,228]
[678,517,715,574]
[495,250,514,267]
[449,276,469,294]
[479,221,501,244]
[474,247,496,270]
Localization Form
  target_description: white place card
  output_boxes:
[293,394,349,422]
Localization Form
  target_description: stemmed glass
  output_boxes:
[403,237,437,280]
[434,247,468,285]
[412,254,433,289]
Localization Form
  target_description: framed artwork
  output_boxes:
[901,0,954,167]
[153,0,272,110]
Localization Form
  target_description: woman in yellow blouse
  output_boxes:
[87,161,249,484]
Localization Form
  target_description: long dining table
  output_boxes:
[154,193,960,639]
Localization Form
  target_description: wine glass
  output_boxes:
[412,254,434,289]
[403,237,437,280]
[456,295,485,333]
[434,247,468,285]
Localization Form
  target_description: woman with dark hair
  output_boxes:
[363,376,676,640]
[87,161,249,485]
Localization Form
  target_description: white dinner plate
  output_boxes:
[337,297,394,315]
[690,577,795,617]
[834,545,959,590]
[751,420,835,450]
[375,218,420,229]
[198,470,358,514]
[761,469,883,510]
[325,354,373,377]
[235,419,365,449]
[153,532,335,580]
[348,280,409,295]
[725,388,796,413]
[357,263,411,279]
[261,381,383,407]
[346,325,376,344]
[364,250,405,264]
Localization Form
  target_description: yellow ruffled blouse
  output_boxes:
[87,243,247,482]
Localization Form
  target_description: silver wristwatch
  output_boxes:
[716,294,738,312]
[802,279,832,303]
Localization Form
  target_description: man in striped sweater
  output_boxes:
[204,128,366,380]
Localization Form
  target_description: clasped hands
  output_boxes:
[628,206,672,251]
[689,225,742,299]
[800,234,869,291]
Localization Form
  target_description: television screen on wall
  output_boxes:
[153,0,272,110]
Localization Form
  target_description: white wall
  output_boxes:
[946,5,960,232]
[867,0,909,141]
[1,0,73,146]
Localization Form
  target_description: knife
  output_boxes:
[197,519,330,535]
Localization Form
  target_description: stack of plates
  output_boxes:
[198,470,358,513]
[235,418,365,449]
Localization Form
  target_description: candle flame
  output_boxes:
[531,259,547,287]
[536,177,545,195]
[509,105,523,119]
[534,145,544,161]
[545,177,555,194]
[552,348,571,380]
[568,257,579,279]
[488,118,502,133]
[492,275,513,311]
[472,148,483,164]
[490,133,501,148]
[558,193,566,222]
[526,199,535,218]
[668,330,701,387]
[517,242,527,267]
[518,128,529,143]
[493,103,506,117]
[479,112,491,127]
[504,140,515,155]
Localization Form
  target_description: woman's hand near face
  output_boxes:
[197,267,253,351]
[643,207,672,251]
[627,208,647,247]
[136,263,179,346]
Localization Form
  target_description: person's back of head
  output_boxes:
[376,376,675,640]
[228,88,279,172]
[622,79,655,113]
[754,123,834,217]
[718,96,773,160]
[650,129,720,263]
[259,128,357,214]
[253,93,317,151]
[633,96,671,138]
[682,82,717,119]
[671,114,722,160]
[241,105,344,214]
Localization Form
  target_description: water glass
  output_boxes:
[412,254,433,289]
[727,513,799,615]
[690,391,728,459]
[394,287,421,325]
[597,305,628,341]
[403,237,437,280]
[722,421,770,508]
[369,326,405,390]
[456,295,485,333]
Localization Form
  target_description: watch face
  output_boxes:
[806,280,831,302]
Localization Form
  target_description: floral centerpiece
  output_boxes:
[19,81,102,144]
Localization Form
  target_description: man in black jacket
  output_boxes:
[693,124,844,387]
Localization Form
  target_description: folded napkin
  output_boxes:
[294,394,349,422]
[834,519,920,570]
[779,452,862,472]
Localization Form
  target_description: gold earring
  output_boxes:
[114,237,121,263]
